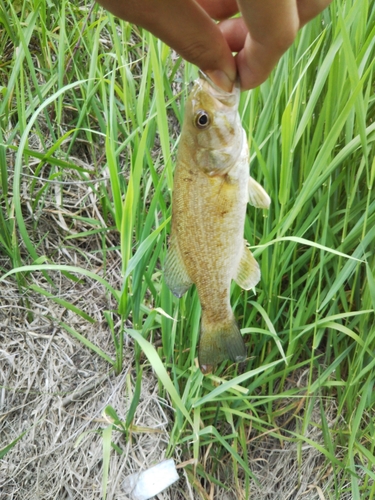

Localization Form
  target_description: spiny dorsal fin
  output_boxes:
[164,237,193,298]
[248,176,271,209]
[234,241,260,290]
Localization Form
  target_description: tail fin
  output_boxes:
[198,316,247,374]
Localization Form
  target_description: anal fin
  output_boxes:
[164,237,193,298]
[234,241,260,290]
[248,176,271,209]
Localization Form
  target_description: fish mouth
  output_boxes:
[198,70,239,106]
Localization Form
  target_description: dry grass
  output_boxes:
[0,277,173,499]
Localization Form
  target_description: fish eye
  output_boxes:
[194,110,210,129]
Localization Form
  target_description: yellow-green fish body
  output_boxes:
[165,75,270,373]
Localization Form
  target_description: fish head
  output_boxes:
[182,73,244,175]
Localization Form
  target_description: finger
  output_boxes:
[218,18,248,53]
[297,0,333,27]
[196,0,238,20]
[97,0,236,90]
[235,35,278,89]
[235,0,299,89]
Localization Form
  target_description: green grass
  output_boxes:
[1,0,375,497]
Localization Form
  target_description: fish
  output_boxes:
[164,73,270,374]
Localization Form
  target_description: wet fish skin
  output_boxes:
[165,75,270,373]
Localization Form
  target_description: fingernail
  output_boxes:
[206,70,234,92]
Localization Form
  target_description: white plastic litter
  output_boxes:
[123,459,179,500]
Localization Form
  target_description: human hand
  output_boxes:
[97,0,332,91]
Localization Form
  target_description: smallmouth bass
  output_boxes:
[165,74,270,373]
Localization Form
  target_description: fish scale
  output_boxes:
[164,74,271,373]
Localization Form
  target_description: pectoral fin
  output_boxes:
[234,242,260,290]
[248,177,271,209]
[164,237,193,298]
